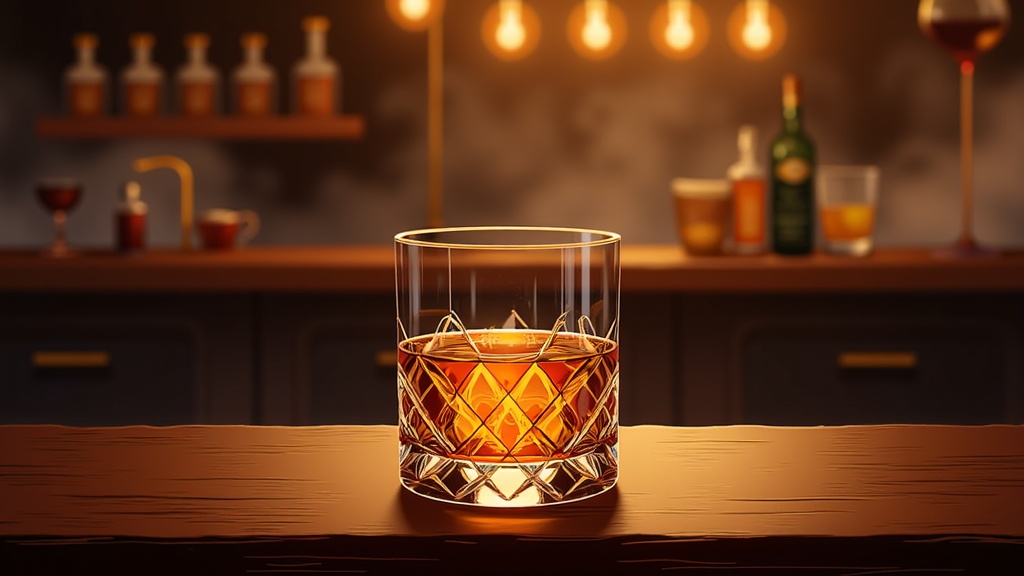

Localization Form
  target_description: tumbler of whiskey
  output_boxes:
[395,226,621,507]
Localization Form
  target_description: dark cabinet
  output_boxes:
[675,293,1024,425]
[258,293,397,425]
[0,293,254,425]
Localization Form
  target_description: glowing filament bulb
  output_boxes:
[742,0,772,51]
[495,0,526,51]
[582,0,612,51]
[399,0,430,22]
[664,0,694,51]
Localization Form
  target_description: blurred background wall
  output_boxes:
[0,0,1022,249]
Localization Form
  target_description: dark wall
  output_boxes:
[1,0,1022,248]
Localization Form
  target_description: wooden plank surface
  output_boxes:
[2,424,1022,539]
[2,246,1024,292]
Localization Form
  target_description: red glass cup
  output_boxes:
[197,209,260,250]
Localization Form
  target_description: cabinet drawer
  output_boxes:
[740,321,1010,425]
[0,323,197,425]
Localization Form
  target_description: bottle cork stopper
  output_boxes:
[123,181,141,202]
[129,33,156,48]
[73,33,99,49]
[241,33,267,48]
[184,33,210,48]
[302,16,330,32]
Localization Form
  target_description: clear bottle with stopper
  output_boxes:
[232,33,277,117]
[176,33,221,117]
[115,181,148,253]
[727,124,767,254]
[65,33,109,118]
[292,16,340,116]
[121,33,165,117]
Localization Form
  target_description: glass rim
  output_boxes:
[394,225,621,250]
[817,164,880,178]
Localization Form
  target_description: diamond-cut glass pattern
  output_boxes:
[397,314,618,506]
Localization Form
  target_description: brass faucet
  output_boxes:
[134,155,194,251]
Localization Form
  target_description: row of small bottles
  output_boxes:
[64,16,339,119]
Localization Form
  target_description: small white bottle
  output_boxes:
[292,16,340,116]
[726,124,767,254]
[176,33,221,117]
[65,33,109,118]
[232,33,277,117]
[120,33,165,117]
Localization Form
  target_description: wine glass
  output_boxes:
[918,0,1011,257]
[37,178,83,258]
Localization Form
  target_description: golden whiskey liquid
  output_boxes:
[398,329,618,464]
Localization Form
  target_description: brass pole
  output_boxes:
[427,17,444,228]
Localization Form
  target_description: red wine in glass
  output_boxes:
[921,17,1009,63]
[36,178,82,257]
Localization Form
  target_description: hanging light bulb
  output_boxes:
[650,0,709,60]
[727,0,786,60]
[496,0,526,51]
[742,0,772,51]
[386,0,445,31]
[482,0,540,60]
[582,0,612,51]
[664,0,694,51]
[567,0,626,60]
[400,0,430,22]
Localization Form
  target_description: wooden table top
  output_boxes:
[2,424,1023,575]
[2,246,1024,293]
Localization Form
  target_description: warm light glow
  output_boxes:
[386,0,445,31]
[742,0,772,51]
[650,0,709,60]
[496,0,526,51]
[567,0,626,60]
[482,0,540,60]
[582,0,612,51]
[727,0,786,60]
[400,0,430,21]
[665,0,694,51]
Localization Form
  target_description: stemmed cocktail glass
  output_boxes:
[37,178,82,258]
[917,0,1011,257]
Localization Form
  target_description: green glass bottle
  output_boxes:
[770,74,816,255]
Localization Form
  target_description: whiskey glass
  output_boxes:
[395,226,620,507]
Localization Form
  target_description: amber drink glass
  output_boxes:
[395,226,620,507]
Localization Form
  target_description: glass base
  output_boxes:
[933,238,999,259]
[823,237,872,257]
[399,443,618,508]
[40,245,77,258]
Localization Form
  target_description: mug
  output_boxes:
[197,208,260,250]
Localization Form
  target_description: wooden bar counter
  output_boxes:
[2,246,1024,292]
[2,424,1023,575]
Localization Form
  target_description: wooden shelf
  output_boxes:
[2,246,1024,293]
[35,115,366,140]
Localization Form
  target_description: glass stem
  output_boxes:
[959,60,974,249]
[53,210,67,252]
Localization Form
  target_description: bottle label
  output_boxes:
[125,83,160,117]
[238,81,272,116]
[298,77,334,116]
[775,157,811,185]
[181,82,215,117]
[773,184,814,251]
[732,179,765,245]
[70,83,104,118]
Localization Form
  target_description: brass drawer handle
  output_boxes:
[375,350,398,368]
[32,351,111,369]
[838,352,917,370]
